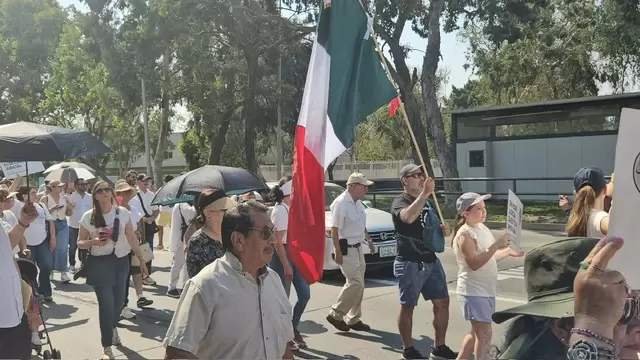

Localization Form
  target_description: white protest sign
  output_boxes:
[608,108,640,288]
[0,161,45,178]
[506,190,523,252]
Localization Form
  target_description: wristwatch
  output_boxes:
[567,339,616,360]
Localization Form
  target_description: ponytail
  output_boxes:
[451,214,466,246]
[566,185,599,236]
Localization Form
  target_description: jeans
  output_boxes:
[92,256,129,348]
[52,219,69,272]
[144,223,155,275]
[27,240,53,297]
[269,249,311,329]
[68,226,79,267]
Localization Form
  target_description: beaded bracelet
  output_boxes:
[570,328,616,348]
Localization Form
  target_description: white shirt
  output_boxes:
[67,191,92,228]
[18,203,52,246]
[587,209,608,238]
[79,206,133,258]
[329,192,366,245]
[0,224,24,328]
[170,203,196,252]
[453,223,499,297]
[129,204,143,232]
[271,203,289,244]
[129,189,157,217]
[42,194,67,221]
[163,253,293,360]
[1,211,19,254]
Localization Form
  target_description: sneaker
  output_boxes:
[348,321,371,331]
[287,340,299,351]
[402,346,426,360]
[166,289,182,298]
[102,346,115,360]
[120,306,136,320]
[31,332,42,346]
[430,344,458,360]
[143,276,156,286]
[68,265,76,273]
[60,272,71,283]
[137,297,153,308]
[43,296,53,303]
[293,329,307,348]
[112,329,121,346]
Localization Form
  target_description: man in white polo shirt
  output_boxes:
[129,173,159,285]
[0,199,37,359]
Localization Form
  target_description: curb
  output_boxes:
[444,219,566,232]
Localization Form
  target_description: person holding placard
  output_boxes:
[566,167,610,238]
[451,192,523,360]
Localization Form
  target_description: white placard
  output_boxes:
[506,190,523,252]
[0,161,45,178]
[608,108,640,288]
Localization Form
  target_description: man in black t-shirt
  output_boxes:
[390,164,457,360]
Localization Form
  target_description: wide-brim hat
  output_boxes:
[114,179,136,194]
[492,237,599,324]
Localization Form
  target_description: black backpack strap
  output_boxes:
[137,193,151,217]
[112,207,120,254]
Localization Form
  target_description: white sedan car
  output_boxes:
[267,182,397,271]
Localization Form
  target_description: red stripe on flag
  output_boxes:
[287,126,326,284]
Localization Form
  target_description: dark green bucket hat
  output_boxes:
[492,237,599,324]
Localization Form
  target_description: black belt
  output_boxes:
[347,243,361,248]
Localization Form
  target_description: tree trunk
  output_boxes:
[420,0,461,206]
[207,114,232,165]
[242,53,259,172]
[153,48,172,186]
[402,93,435,177]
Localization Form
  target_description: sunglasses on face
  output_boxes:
[405,173,425,179]
[249,226,275,240]
[94,187,112,194]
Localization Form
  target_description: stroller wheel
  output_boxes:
[43,349,52,359]
[52,349,61,359]
[33,344,42,355]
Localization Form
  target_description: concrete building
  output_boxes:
[451,92,640,200]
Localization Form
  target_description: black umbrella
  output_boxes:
[152,165,268,206]
[0,122,111,161]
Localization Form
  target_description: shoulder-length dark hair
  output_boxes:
[269,175,292,204]
[90,180,113,228]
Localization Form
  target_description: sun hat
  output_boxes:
[456,192,491,215]
[114,180,136,193]
[492,237,599,324]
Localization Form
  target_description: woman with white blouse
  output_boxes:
[76,181,149,360]
[41,180,74,283]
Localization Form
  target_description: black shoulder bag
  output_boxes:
[137,192,158,235]
[74,208,120,280]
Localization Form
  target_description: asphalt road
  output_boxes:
[35,229,563,360]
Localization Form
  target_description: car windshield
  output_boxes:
[325,185,345,211]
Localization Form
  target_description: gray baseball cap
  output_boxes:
[456,192,491,214]
[400,164,424,178]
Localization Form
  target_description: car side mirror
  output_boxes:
[362,200,372,207]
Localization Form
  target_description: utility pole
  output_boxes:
[275,0,283,180]
[141,78,152,176]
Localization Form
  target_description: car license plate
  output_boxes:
[378,245,397,258]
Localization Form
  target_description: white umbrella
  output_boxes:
[45,167,95,183]
[43,162,95,174]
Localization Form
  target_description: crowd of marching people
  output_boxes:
[2,162,640,360]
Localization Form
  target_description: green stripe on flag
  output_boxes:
[316,0,397,148]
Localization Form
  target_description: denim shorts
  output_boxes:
[393,258,449,307]
[458,295,495,323]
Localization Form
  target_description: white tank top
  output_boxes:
[46,194,67,221]
[587,209,608,238]
[453,223,498,297]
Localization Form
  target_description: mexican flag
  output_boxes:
[288,0,397,284]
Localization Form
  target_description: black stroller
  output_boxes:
[17,258,61,360]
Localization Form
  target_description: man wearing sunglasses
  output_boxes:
[164,200,294,360]
[67,178,92,272]
[391,164,456,360]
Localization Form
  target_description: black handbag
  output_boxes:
[74,208,120,281]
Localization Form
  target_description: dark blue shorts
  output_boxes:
[394,258,449,306]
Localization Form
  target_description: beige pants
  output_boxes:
[329,246,366,325]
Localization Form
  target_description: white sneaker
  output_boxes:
[120,306,135,320]
[112,328,121,346]
[143,276,156,286]
[102,346,114,360]
[60,272,71,283]
[31,332,42,346]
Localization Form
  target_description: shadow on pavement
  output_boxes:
[118,317,168,343]
[295,347,360,360]
[298,320,329,335]
[45,318,90,334]
[41,302,78,320]
[52,281,94,293]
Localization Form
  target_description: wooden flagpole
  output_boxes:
[369,29,444,220]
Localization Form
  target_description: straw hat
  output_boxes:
[114,180,136,193]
